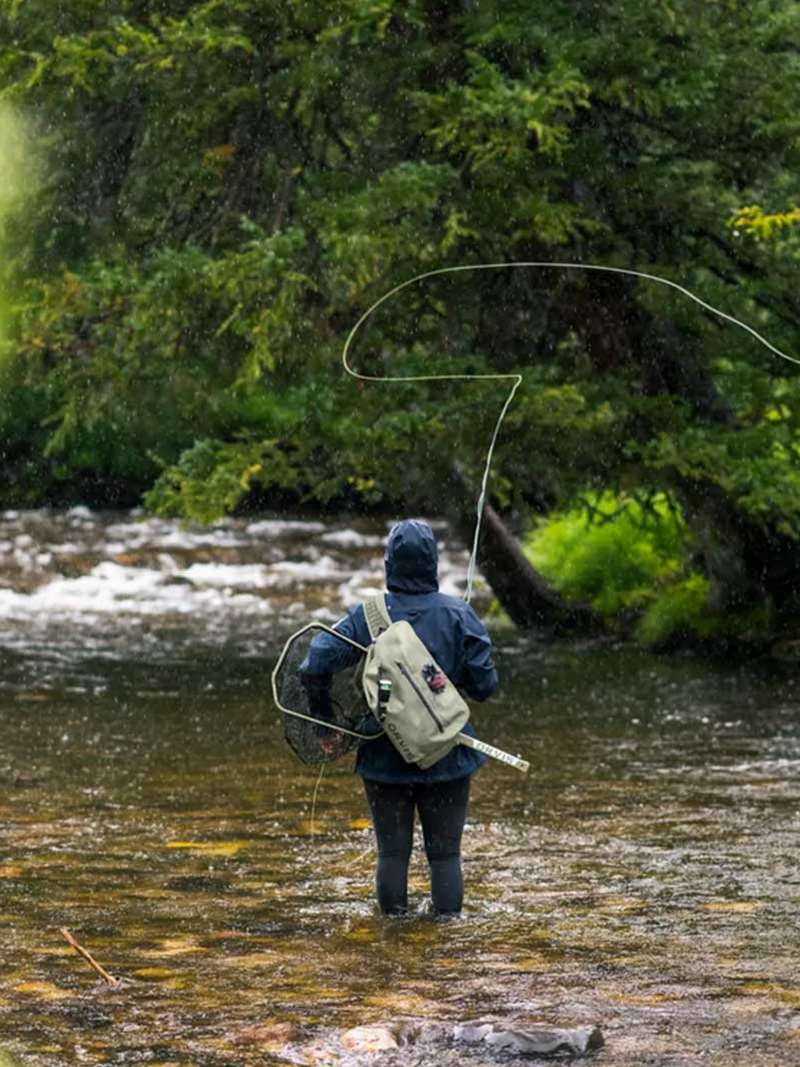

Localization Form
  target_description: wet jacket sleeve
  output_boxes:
[458,607,499,702]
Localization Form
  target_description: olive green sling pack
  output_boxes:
[360,594,470,770]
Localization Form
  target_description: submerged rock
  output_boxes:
[233,1020,299,1047]
[281,1017,604,1064]
[454,1021,604,1057]
[341,1023,409,1052]
[336,1019,603,1061]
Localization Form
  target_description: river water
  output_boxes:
[0,509,799,1066]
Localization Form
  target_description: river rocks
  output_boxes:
[256,1016,604,1064]
[335,1018,603,1061]
[232,1020,299,1047]
[453,1021,605,1057]
[340,1022,418,1052]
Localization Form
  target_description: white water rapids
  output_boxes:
[0,508,484,673]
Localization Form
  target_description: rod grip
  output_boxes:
[457,732,529,774]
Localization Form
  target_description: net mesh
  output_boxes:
[273,624,373,766]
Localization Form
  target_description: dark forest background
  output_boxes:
[1,0,800,648]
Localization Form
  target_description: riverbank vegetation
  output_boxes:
[1,0,800,647]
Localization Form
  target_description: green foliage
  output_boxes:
[635,574,773,650]
[644,416,800,537]
[307,162,460,295]
[416,51,589,169]
[143,438,294,523]
[525,492,688,616]
[635,574,712,648]
[1,0,800,636]
[528,492,777,647]
[731,205,800,242]
[0,222,313,493]
[0,102,38,350]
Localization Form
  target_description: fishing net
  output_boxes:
[272,620,530,775]
[272,622,377,766]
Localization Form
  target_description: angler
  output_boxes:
[299,518,498,917]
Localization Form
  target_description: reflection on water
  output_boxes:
[1,511,799,1065]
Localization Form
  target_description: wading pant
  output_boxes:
[362,775,471,916]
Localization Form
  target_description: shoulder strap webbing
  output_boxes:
[363,594,392,642]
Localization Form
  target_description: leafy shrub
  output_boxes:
[527,493,775,649]
[634,573,712,647]
[525,492,687,616]
[636,574,773,649]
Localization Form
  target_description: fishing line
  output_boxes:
[284,261,794,807]
[309,760,326,839]
[341,261,798,602]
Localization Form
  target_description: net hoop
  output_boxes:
[271,621,380,740]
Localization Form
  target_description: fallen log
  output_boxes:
[452,496,600,633]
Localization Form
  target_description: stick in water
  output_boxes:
[60,928,120,986]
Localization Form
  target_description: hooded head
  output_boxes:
[384,519,439,594]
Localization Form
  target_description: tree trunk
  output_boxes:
[451,500,599,632]
[556,273,800,616]
[676,478,800,613]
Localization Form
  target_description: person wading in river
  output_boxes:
[302,519,498,916]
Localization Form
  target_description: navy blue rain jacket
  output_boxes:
[300,519,498,783]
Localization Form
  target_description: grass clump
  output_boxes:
[525,492,687,617]
[634,573,711,647]
[525,492,773,649]
[636,575,772,649]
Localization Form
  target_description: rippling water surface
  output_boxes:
[1,510,799,1066]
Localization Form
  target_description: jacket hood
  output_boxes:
[384,519,439,594]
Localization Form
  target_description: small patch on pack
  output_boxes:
[422,663,447,693]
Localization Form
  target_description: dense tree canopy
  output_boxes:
[1,0,800,643]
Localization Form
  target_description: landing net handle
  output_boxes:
[456,732,529,775]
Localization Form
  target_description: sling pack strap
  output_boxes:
[363,594,392,642]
